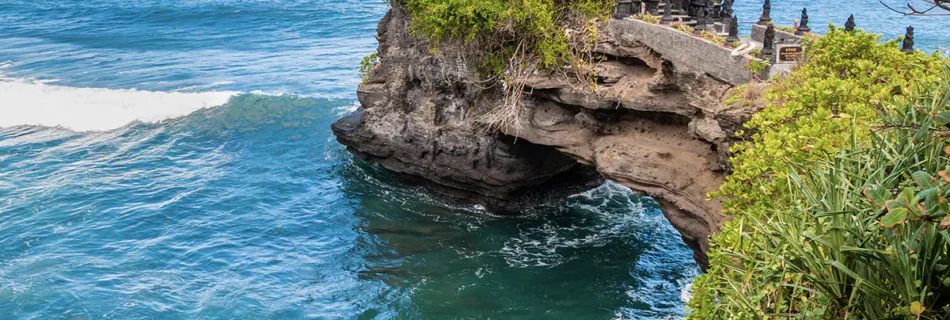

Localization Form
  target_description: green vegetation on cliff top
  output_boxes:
[397,0,610,76]
[689,27,950,319]
[387,1,950,316]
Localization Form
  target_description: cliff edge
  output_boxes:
[332,7,760,268]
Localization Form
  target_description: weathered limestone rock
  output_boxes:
[332,7,759,268]
[333,9,605,213]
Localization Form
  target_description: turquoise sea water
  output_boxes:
[0,1,946,319]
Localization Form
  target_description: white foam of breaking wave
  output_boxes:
[333,101,360,116]
[500,183,650,268]
[680,282,693,304]
[0,74,238,132]
[171,81,236,92]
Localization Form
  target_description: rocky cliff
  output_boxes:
[332,6,758,268]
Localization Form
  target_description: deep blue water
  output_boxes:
[0,0,945,319]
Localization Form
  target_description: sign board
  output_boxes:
[776,45,804,63]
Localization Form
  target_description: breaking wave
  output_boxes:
[0,73,238,132]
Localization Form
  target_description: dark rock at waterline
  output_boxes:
[332,108,606,214]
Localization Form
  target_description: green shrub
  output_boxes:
[747,47,761,57]
[715,27,946,222]
[359,52,379,84]
[688,27,950,319]
[743,58,768,77]
[695,73,950,319]
[398,0,611,76]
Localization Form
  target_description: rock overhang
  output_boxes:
[332,7,769,269]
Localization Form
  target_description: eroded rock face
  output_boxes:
[332,7,757,268]
[332,9,605,213]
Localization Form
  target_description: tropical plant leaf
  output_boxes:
[912,171,937,189]
[937,112,950,125]
[885,198,907,212]
[881,207,909,228]
[864,186,889,209]
[929,196,949,218]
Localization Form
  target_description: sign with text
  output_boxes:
[777,45,804,63]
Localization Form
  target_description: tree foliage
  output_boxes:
[359,52,379,84]
[688,27,950,319]
[396,0,611,77]
[714,27,946,220]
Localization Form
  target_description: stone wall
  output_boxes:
[609,19,766,85]
[751,23,804,46]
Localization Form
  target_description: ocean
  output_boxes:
[0,0,945,319]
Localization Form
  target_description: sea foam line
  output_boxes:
[0,75,238,132]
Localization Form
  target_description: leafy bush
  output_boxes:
[396,0,611,132]
[688,27,950,318]
[743,58,768,77]
[398,0,611,75]
[747,47,762,57]
[716,27,946,224]
[694,74,950,319]
[359,52,379,84]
